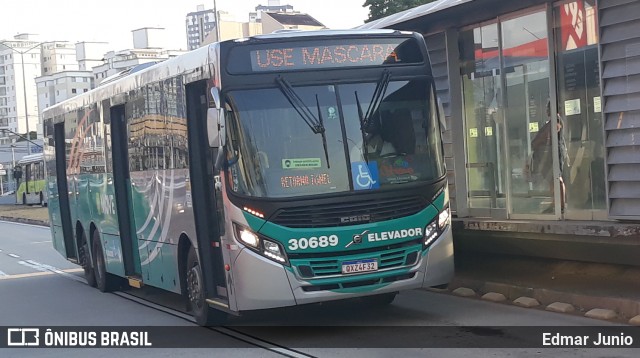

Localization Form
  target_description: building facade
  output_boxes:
[360,0,640,264]
[186,5,216,51]
[93,28,185,86]
[76,42,111,71]
[261,12,325,34]
[40,41,78,75]
[0,34,42,145]
[250,0,295,22]
[35,71,93,115]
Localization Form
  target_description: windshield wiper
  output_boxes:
[355,70,391,163]
[355,91,369,163]
[315,95,330,169]
[276,76,330,168]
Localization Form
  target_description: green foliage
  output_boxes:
[363,0,438,23]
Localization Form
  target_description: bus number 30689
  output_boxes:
[288,235,339,250]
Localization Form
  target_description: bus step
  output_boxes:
[216,286,228,297]
[127,276,144,288]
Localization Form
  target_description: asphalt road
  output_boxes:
[0,220,637,357]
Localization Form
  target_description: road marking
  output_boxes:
[31,240,52,244]
[22,260,86,283]
[114,292,315,358]
[7,253,20,258]
[0,268,83,280]
[0,270,7,277]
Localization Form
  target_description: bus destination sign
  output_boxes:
[240,38,423,73]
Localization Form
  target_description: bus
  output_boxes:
[42,30,453,325]
[15,153,48,206]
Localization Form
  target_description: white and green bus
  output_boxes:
[15,153,48,206]
[43,30,453,325]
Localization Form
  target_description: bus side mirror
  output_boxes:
[437,97,446,132]
[207,87,226,148]
[207,108,225,148]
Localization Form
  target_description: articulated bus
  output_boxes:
[15,153,48,206]
[43,30,453,325]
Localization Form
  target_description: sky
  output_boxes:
[0,0,370,51]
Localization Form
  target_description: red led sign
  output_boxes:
[239,38,422,73]
[281,173,331,188]
[253,44,402,71]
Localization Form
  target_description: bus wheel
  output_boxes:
[361,292,398,306]
[92,231,119,292]
[80,232,96,287]
[186,247,227,326]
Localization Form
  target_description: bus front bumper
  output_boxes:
[229,226,454,311]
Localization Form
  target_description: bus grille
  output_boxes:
[292,246,421,279]
[270,195,428,228]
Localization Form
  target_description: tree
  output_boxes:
[363,0,438,23]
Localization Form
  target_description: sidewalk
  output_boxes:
[0,204,49,226]
[445,251,640,325]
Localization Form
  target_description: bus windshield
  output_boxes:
[225,78,445,198]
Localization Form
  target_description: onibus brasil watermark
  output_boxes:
[7,328,152,347]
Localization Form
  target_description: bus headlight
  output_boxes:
[438,207,451,230]
[263,239,287,263]
[238,227,259,248]
[233,223,289,265]
[424,221,438,247]
[423,206,450,249]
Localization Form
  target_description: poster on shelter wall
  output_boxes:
[560,0,599,51]
[561,0,587,50]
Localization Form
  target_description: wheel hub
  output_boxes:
[187,267,203,309]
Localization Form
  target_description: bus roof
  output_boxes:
[42,44,215,122]
[17,153,44,165]
[42,29,420,122]
[241,29,411,41]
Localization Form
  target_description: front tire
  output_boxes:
[186,247,227,326]
[92,231,119,292]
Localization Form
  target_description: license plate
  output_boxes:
[341,259,378,274]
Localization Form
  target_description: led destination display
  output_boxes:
[227,38,424,73]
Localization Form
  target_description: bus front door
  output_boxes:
[53,122,77,260]
[109,104,141,279]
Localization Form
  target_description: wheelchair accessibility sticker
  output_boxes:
[351,161,380,190]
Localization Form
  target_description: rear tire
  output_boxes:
[186,247,227,326]
[92,231,119,292]
[80,231,96,287]
[361,292,398,306]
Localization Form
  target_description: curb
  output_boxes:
[0,216,49,227]
[444,276,640,323]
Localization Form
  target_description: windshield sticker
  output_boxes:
[327,107,337,120]
[379,157,419,184]
[282,158,322,169]
[281,173,331,188]
[352,161,380,190]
